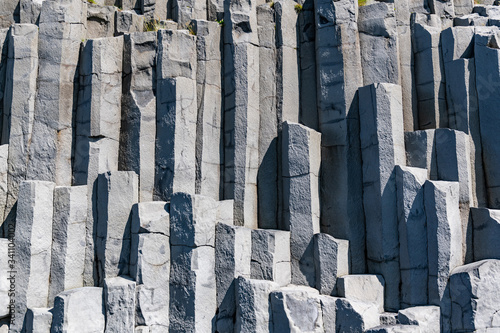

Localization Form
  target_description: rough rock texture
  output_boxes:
[471,208,500,261]
[313,233,349,296]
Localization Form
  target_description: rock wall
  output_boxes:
[0,0,500,332]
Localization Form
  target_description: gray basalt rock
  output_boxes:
[449,260,500,332]
[359,83,405,311]
[25,308,52,333]
[404,130,437,180]
[49,186,87,307]
[471,208,500,261]
[337,275,385,313]
[0,145,8,229]
[104,276,136,333]
[51,287,105,333]
[169,193,217,332]
[398,306,440,333]
[314,0,365,274]
[115,10,144,36]
[2,24,39,229]
[335,298,380,332]
[155,30,197,202]
[251,229,291,287]
[313,233,349,296]
[12,181,55,333]
[235,277,279,333]
[192,20,223,201]
[319,295,337,333]
[411,13,446,129]
[0,239,8,318]
[215,223,251,332]
[120,31,157,202]
[87,4,116,38]
[19,0,45,24]
[396,166,428,308]
[223,0,260,229]
[365,325,422,333]
[282,121,321,287]
[143,0,168,21]
[0,29,8,144]
[95,171,138,285]
[358,3,400,86]
[270,286,324,333]
[0,0,19,28]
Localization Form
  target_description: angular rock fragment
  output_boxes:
[251,229,291,287]
[115,10,144,36]
[142,0,168,21]
[337,275,385,313]
[471,208,500,261]
[335,298,380,332]
[319,295,337,333]
[235,277,278,333]
[365,325,421,333]
[404,130,437,180]
[25,308,52,333]
[313,233,349,296]
[51,287,105,333]
[398,306,440,333]
[87,4,116,38]
[104,276,136,333]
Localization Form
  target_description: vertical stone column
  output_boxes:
[0,145,8,231]
[396,166,428,308]
[119,31,157,203]
[75,36,123,287]
[169,193,217,332]
[435,129,473,263]
[282,121,321,287]
[223,0,260,228]
[215,223,251,332]
[471,208,500,261]
[404,129,437,180]
[251,229,291,286]
[395,0,419,131]
[0,0,19,28]
[359,83,405,311]
[130,202,170,330]
[12,181,55,333]
[192,20,223,201]
[26,0,87,186]
[173,0,206,27]
[454,0,473,16]
[104,276,136,333]
[0,29,8,143]
[142,0,168,21]
[257,4,278,229]
[2,24,38,229]
[411,13,447,129]
[86,4,116,38]
[313,233,349,296]
[424,181,462,306]
[155,29,197,202]
[313,0,365,274]
[49,185,87,306]
[95,171,138,285]
[428,0,455,27]
[0,239,8,318]
[358,3,400,86]
[475,28,500,209]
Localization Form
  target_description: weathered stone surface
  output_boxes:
[25,308,52,333]
[319,295,337,333]
[96,171,138,285]
[282,121,321,287]
[49,185,87,307]
[335,298,380,332]
[169,192,216,332]
[87,4,116,38]
[314,0,365,275]
[405,130,437,180]
[398,306,440,333]
[136,284,169,330]
[251,229,291,287]
[216,200,234,225]
[0,29,8,144]
[12,181,54,333]
[223,0,260,229]
[104,276,136,333]
[359,83,405,311]
[142,0,168,20]
[131,201,169,236]
[365,325,422,333]
[257,4,278,230]
[453,13,489,26]
[215,223,251,332]
[19,0,45,24]
[26,0,87,186]
[313,233,349,296]
[471,208,500,261]
[475,27,500,209]
[337,275,385,313]
[51,287,105,333]
[396,166,428,308]
[270,286,324,332]
[235,277,278,333]
[454,0,474,16]
[115,10,144,36]
[358,3,400,86]
[2,24,38,228]
[449,260,500,332]
[0,239,8,318]
[440,26,474,65]
[429,0,455,26]
[0,145,8,230]
[435,129,473,262]
[120,31,157,202]
[0,0,19,28]
[424,180,462,306]
[192,20,223,201]
[380,312,398,326]
[155,30,197,202]
[411,13,446,129]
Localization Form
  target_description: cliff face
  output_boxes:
[0,0,500,332]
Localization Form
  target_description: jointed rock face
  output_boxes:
[1,0,500,332]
